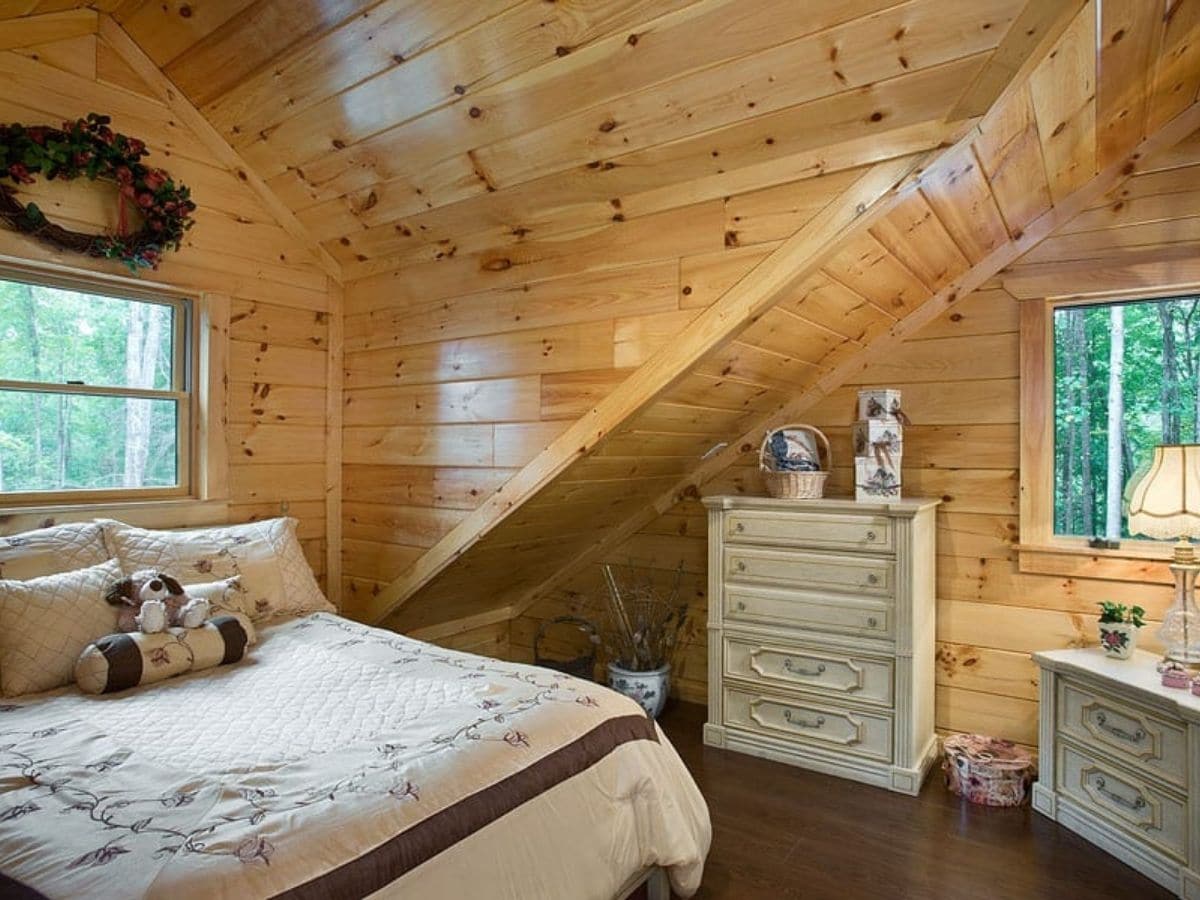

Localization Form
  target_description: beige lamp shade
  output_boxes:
[1126,444,1200,540]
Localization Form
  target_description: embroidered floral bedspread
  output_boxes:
[0,613,710,899]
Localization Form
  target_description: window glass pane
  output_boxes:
[0,390,178,493]
[0,278,174,391]
[1052,295,1200,539]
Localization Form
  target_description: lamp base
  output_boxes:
[1163,651,1200,669]
[1161,561,1200,667]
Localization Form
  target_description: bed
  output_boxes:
[0,611,711,899]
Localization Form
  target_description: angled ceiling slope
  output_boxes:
[7,0,1064,276]
[364,0,1200,633]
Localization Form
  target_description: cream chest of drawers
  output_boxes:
[702,495,939,795]
[1033,649,1200,898]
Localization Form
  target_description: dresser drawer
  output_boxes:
[724,547,893,597]
[1056,679,1188,789]
[725,586,892,638]
[1057,741,1188,861]
[725,510,893,553]
[724,636,893,705]
[724,687,893,762]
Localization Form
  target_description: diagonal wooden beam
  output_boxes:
[947,0,1085,119]
[0,9,97,50]
[96,14,344,284]
[507,95,1200,623]
[364,139,974,625]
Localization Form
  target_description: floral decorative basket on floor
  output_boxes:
[759,423,830,499]
[942,733,1035,807]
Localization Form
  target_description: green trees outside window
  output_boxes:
[1053,294,1200,539]
[0,275,187,498]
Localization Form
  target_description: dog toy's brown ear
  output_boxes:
[159,573,185,595]
[105,577,135,607]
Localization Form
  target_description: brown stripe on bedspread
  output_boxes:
[272,713,658,900]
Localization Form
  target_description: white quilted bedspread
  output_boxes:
[0,613,710,900]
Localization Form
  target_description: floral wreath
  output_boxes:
[0,113,195,271]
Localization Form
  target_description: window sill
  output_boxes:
[1017,541,1174,585]
[0,497,229,533]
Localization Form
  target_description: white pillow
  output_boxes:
[0,558,123,697]
[0,521,111,581]
[101,518,332,620]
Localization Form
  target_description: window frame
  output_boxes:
[0,263,229,515]
[1018,288,1188,583]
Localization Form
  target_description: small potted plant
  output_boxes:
[597,563,689,718]
[1097,602,1146,659]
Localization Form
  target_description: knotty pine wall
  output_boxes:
[519,130,1200,748]
[0,37,333,585]
[337,159,897,621]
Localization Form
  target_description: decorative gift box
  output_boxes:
[857,388,904,422]
[855,455,902,501]
[853,419,903,459]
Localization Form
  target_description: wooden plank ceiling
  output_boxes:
[6,0,1058,277]
[5,1,1198,632]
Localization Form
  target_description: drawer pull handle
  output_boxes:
[866,573,879,585]
[784,710,825,729]
[1094,711,1146,744]
[735,522,745,533]
[867,617,879,628]
[735,601,746,611]
[736,561,746,572]
[866,530,877,541]
[1092,775,1147,813]
[784,660,826,677]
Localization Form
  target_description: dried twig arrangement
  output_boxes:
[599,562,689,671]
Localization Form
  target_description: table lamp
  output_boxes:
[1126,444,1200,665]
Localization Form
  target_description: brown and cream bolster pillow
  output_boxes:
[75,615,253,695]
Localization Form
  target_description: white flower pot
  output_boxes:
[1098,621,1139,659]
[607,662,670,718]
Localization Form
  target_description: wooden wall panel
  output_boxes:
[0,39,335,590]
[360,0,1200,655]
[526,134,1200,746]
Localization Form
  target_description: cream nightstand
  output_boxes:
[1033,648,1200,898]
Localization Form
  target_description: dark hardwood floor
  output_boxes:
[656,701,1171,900]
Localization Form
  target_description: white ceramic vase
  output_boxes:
[1098,621,1139,659]
[607,662,670,718]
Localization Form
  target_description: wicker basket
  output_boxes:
[759,424,830,499]
[941,733,1034,807]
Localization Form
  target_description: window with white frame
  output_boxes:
[0,272,194,504]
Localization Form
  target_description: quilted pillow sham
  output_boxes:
[0,558,123,697]
[101,518,332,620]
[0,521,111,581]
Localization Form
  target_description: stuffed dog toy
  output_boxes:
[105,570,211,634]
